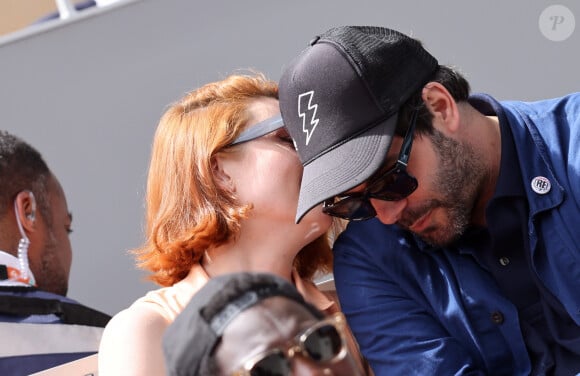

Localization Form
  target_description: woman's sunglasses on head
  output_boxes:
[230,114,285,145]
[322,110,420,221]
[232,312,348,376]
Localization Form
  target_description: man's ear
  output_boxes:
[421,82,460,133]
[211,155,235,193]
[14,190,37,232]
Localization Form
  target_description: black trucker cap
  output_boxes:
[279,26,438,222]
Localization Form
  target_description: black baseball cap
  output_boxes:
[279,26,438,223]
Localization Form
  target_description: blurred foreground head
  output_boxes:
[163,272,367,376]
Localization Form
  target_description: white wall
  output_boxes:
[0,0,578,315]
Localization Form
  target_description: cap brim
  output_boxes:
[295,114,397,223]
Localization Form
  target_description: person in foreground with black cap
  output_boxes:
[163,272,368,376]
[278,25,580,375]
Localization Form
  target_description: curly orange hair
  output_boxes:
[133,73,333,286]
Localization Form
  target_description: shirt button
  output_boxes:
[491,311,504,324]
[499,257,510,266]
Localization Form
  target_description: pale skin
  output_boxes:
[351,83,502,246]
[97,98,332,375]
[203,98,332,281]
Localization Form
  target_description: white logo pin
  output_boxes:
[531,176,551,194]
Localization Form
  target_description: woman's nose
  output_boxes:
[370,198,407,225]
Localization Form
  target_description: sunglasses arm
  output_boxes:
[397,109,419,166]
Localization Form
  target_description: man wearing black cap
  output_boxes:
[278,26,580,375]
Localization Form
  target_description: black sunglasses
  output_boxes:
[230,114,284,145]
[322,110,419,221]
[232,312,348,376]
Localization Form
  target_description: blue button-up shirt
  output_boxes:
[333,93,580,375]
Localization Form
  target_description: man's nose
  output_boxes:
[370,198,407,225]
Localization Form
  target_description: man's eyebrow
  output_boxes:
[68,212,73,222]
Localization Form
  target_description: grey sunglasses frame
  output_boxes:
[231,114,284,145]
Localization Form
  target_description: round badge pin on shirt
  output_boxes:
[531,176,551,194]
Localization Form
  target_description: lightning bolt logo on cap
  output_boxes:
[298,91,319,145]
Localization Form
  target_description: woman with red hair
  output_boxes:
[98,73,350,375]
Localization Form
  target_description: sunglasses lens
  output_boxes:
[322,169,417,221]
[303,324,342,362]
[370,171,418,201]
[249,351,290,376]
[323,198,375,221]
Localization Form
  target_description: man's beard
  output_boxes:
[398,129,487,247]
[40,229,68,296]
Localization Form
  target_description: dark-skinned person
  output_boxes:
[163,272,368,376]
[0,130,110,375]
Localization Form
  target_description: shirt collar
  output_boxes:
[469,94,525,199]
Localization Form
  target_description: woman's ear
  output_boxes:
[421,82,460,133]
[212,155,235,193]
[14,190,37,232]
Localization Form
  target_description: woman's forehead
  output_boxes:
[245,97,280,126]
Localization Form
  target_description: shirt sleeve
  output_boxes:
[333,219,487,376]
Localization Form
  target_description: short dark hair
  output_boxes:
[396,65,471,136]
[0,131,51,223]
